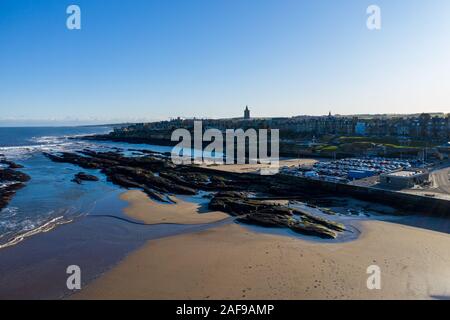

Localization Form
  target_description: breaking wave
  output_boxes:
[0,135,95,160]
[0,128,112,249]
[0,204,89,249]
[0,216,73,249]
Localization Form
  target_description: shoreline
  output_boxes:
[0,189,234,299]
[74,189,450,300]
[73,217,450,300]
[120,190,229,225]
[1,178,450,300]
[1,132,450,300]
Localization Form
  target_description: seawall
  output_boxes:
[189,166,450,216]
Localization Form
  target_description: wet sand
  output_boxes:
[120,190,229,225]
[74,218,450,300]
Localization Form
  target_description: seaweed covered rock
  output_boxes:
[0,168,31,211]
[288,220,338,239]
[43,149,346,240]
[104,166,197,195]
[0,159,24,169]
[0,168,30,183]
[211,192,345,239]
[293,208,346,232]
[72,172,99,184]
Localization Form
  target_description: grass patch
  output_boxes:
[321,145,338,152]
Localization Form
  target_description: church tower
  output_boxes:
[244,105,250,119]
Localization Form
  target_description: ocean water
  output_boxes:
[0,126,174,249]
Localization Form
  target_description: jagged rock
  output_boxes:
[0,168,30,183]
[289,220,337,239]
[104,166,196,195]
[237,212,291,228]
[209,191,292,216]
[293,208,346,232]
[72,172,99,184]
[106,173,169,202]
[211,191,344,239]
[0,168,30,211]
[43,149,347,240]
[0,183,24,211]
[43,152,106,169]
[0,159,24,169]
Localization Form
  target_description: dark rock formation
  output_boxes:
[43,151,197,202]
[0,159,24,169]
[0,167,31,211]
[210,192,345,239]
[72,172,99,184]
[105,166,196,195]
[0,168,30,183]
[0,183,24,211]
[293,207,346,232]
[43,150,347,239]
[288,221,338,239]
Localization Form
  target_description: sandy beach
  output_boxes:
[120,190,229,225]
[75,195,450,300]
[200,158,318,174]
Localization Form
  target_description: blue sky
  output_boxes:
[1,0,449,125]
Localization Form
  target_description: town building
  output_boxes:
[112,110,450,142]
[379,170,429,189]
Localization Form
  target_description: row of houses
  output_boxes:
[114,113,450,141]
[354,113,450,139]
[271,113,450,139]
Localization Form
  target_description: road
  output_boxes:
[430,167,450,194]
[402,164,450,200]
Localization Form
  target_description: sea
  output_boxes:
[0,126,175,249]
[0,126,235,299]
[1,127,447,299]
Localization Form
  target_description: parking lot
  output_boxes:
[312,157,419,181]
[281,157,427,184]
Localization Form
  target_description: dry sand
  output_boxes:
[120,190,229,225]
[200,158,317,174]
[75,218,450,299]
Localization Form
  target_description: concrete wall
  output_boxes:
[279,174,449,216]
[192,166,449,216]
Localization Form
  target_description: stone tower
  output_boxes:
[244,105,250,120]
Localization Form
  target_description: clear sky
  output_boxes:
[1,0,449,125]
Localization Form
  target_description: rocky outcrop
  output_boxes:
[103,166,197,195]
[43,150,347,239]
[72,172,99,184]
[0,159,24,169]
[0,165,31,211]
[0,168,30,183]
[44,151,197,201]
[0,183,23,211]
[210,192,345,239]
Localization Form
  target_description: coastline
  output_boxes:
[1,128,450,300]
[0,189,233,299]
[73,195,450,300]
[73,221,450,300]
